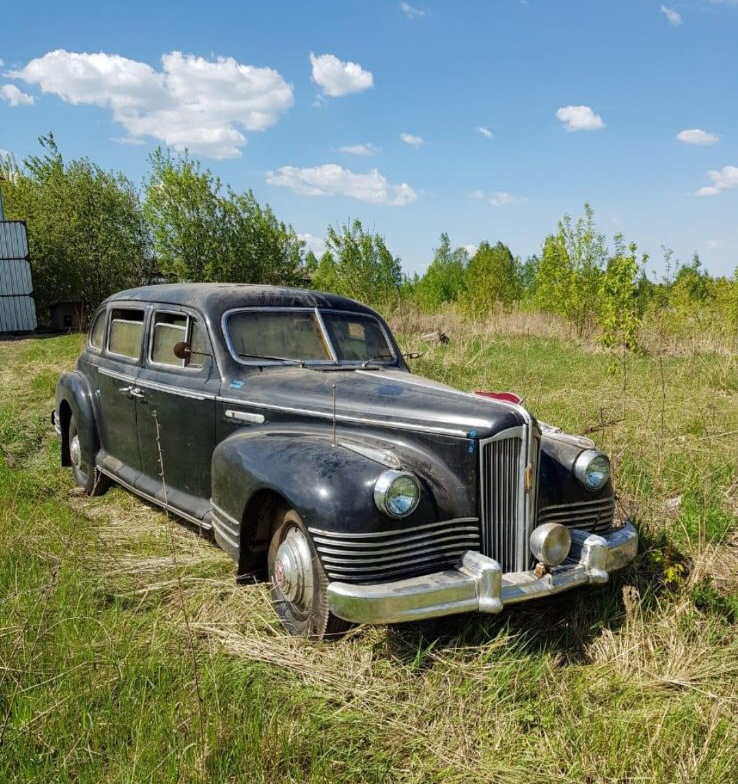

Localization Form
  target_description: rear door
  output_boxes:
[134,307,219,520]
[95,304,146,485]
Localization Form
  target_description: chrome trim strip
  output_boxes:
[98,367,136,383]
[211,516,239,548]
[312,529,480,554]
[98,367,213,401]
[215,396,470,437]
[538,497,615,513]
[308,517,479,539]
[215,396,471,436]
[320,541,480,568]
[210,500,241,529]
[225,409,265,424]
[96,467,212,531]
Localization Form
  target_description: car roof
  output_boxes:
[102,283,375,317]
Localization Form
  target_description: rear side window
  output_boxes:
[89,310,107,350]
[150,311,208,370]
[108,308,144,359]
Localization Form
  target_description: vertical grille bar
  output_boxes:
[480,426,525,573]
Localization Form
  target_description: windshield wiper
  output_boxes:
[361,355,393,368]
[236,352,305,366]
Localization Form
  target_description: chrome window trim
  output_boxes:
[106,307,145,362]
[220,306,398,367]
[87,308,108,353]
[146,308,212,374]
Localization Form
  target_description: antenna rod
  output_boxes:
[332,384,337,446]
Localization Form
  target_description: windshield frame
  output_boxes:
[221,306,398,368]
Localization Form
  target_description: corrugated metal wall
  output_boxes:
[0,220,37,332]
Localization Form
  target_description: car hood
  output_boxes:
[221,367,527,438]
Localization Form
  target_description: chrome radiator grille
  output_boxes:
[537,496,615,535]
[308,519,481,583]
[479,425,538,573]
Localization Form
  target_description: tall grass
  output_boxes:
[0,328,736,783]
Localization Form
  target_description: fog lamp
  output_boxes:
[530,523,572,567]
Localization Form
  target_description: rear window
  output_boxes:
[108,308,144,359]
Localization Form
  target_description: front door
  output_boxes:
[135,307,219,520]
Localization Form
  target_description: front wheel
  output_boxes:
[267,506,352,640]
[68,415,110,497]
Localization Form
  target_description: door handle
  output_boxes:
[118,385,134,394]
[129,387,146,400]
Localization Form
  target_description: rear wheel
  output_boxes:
[267,506,352,640]
[68,415,110,497]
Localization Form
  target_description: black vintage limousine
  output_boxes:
[53,284,637,638]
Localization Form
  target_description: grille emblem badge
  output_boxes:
[524,462,534,493]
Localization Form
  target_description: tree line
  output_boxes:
[1,135,736,350]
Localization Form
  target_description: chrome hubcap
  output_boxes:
[70,434,82,470]
[273,527,314,611]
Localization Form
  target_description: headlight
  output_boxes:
[374,470,420,518]
[574,449,610,491]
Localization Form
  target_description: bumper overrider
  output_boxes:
[326,522,638,624]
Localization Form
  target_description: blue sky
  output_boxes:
[1,0,737,278]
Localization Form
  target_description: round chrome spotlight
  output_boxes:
[530,523,572,567]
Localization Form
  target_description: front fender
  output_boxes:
[55,371,99,467]
[211,428,438,542]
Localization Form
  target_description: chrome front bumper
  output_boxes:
[327,522,638,625]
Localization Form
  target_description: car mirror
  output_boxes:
[173,341,192,360]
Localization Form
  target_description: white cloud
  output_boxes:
[462,244,478,257]
[476,126,493,139]
[400,2,426,18]
[469,189,485,200]
[266,163,417,205]
[489,191,527,206]
[339,143,378,157]
[695,165,738,196]
[9,49,293,158]
[706,239,724,250]
[0,84,34,106]
[677,128,719,145]
[297,233,327,256]
[400,132,425,147]
[112,136,146,146]
[309,52,373,97]
[556,105,605,132]
[660,5,683,25]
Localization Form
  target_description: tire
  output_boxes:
[68,415,110,497]
[267,506,353,640]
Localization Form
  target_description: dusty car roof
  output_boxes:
[103,283,373,316]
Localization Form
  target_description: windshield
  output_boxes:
[225,309,395,365]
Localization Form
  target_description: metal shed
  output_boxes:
[0,189,37,332]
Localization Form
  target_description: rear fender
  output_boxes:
[55,371,99,467]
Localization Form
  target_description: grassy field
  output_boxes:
[0,330,736,783]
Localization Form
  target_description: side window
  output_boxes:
[89,310,107,350]
[150,311,209,370]
[188,319,207,370]
[108,308,144,359]
[151,312,188,367]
